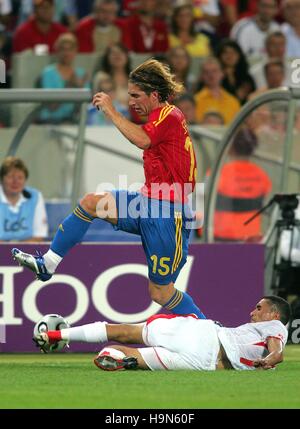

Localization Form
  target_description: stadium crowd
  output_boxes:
[1,0,299,127]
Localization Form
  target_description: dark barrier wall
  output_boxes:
[0,244,264,352]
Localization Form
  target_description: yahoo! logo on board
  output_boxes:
[0,257,194,326]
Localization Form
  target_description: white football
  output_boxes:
[33,314,70,353]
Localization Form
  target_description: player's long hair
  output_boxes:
[129,59,184,102]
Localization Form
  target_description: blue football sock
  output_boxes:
[163,290,206,319]
[50,205,94,257]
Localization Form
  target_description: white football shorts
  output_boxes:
[138,315,220,371]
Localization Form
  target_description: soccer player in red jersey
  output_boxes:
[12,59,205,319]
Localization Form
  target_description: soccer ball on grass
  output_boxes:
[33,314,70,353]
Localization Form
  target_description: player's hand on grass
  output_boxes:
[253,358,275,370]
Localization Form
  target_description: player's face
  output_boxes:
[2,168,26,197]
[250,299,278,323]
[128,83,157,116]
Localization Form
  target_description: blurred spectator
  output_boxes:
[1,1,21,33]
[166,46,193,90]
[264,59,286,88]
[281,0,300,58]
[72,0,95,19]
[121,0,172,19]
[0,0,14,86]
[93,42,131,109]
[212,128,272,242]
[75,0,122,53]
[216,39,256,104]
[276,0,286,22]
[169,4,211,58]
[121,0,139,16]
[230,0,280,57]
[250,31,291,89]
[191,0,220,47]
[37,32,90,124]
[0,23,12,87]
[245,101,287,140]
[0,27,10,118]
[0,157,48,242]
[265,30,286,58]
[13,0,67,54]
[249,59,286,99]
[121,0,169,54]
[194,57,240,124]
[219,0,257,36]
[87,73,130,125]
[202,110,225,126]
[174,93,197,124]
[156,0,174,21]
[0,0,12,27]
[246,103,273,135]
[22,0,95,23]
[18,0,78,30]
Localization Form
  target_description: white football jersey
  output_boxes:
[218,320,288,370]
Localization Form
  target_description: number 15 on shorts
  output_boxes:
[150,255,171,276]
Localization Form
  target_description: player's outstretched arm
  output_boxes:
[253,337,284,370]
[92,92,151,149]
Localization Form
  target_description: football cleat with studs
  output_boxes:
[94,351,138,371]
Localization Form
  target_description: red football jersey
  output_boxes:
[141,105,197,203]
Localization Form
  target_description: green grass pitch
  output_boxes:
[1,345,300,409]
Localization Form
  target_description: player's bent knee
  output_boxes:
[149,283,174,306]
[80,192,115,219]
[149,288,163,304]
[95,192,115,218]
[80,193,99,216]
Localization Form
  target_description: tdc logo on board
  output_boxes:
[0,59,6,84]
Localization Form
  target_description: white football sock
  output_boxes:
[60,322,108,343]
[43,249,63,274]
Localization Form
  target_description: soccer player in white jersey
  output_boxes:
[35,295,291,371]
